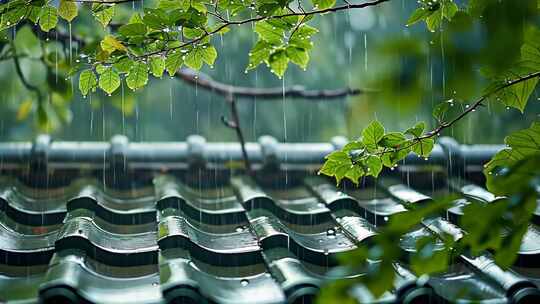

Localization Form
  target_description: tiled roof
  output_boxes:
[1,135,539,304]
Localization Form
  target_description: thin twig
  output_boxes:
[374,71,540,157]
[10,41,43,105]
[133,0,391,59]
[222,94,254,176]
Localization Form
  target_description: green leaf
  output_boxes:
[165,51,184,76]
[27,6,41,24]
[442,2,458,20]
[185,44,217,70]
[325,151,350,162]
[98,67,121,95]
[39,6,58,32]
[380,132,406,148]
[150,57,165,78]
[411,138,434,157]
[129,13,144,24]
[14,26,42,59]
[319,159,339,176]
[433,101,451,121]
[366,155,383,177]
[269,50,289,78]
[497,77,539,112]
[345,166,364,185]
[311,0,336,9]
[362,121,385,149]
[286,46,309,70]
[406,7,434,26]
[425,10,442,32]
[101,35,127,53]
[484,122,540,194]
[58,0,78,22]
[289,25,318,50]
[381,147,411,167]
[113,57,134,74]
[247,40,271,71]
[96,64,108,74]
[78,69,98,97]
[255,21,284,44]
[342,141,364,152]
[411,236,451,275]
[16,99,33,121]
[93,4,115,28]
[405,122,426,137]
[118,23,147,37]
[126,62,148,91]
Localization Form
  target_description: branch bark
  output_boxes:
[221,94,254,175]
[176,68,364,100]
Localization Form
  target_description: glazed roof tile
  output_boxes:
[0,135,539,304]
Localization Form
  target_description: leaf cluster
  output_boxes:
[319,121,434,185]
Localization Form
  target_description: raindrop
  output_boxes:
[235,226,244,232]
[240,279,249,286]
[326,228,336,238]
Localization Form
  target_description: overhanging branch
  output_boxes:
[176,68,364,100]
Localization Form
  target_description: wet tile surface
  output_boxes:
[1,171,540,304]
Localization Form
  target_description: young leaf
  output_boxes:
[380,132,406,148]
[93,4,115,28]
[286,47,309,70]
[58,0,78,22]
[118,23,147,37]
[411,138,434,157]
[406,7,434,26]
[101,35,127,53]
[255,21,284,44]
[433,101,451,121]
[362,121,385,148]
[185,45,217,70]
[269,50,289,78]
[247,40,271,71]
[442,1,458,20]
[366,156,383,177]
[79,69,98,96]
[98,67,121,95]
[165,51,184,76]
[150,57,165,78]
[345,166,364,185]
[497,77,539,112]
[289,25,318,50]
[39,6,58,32]
[113,57,134,74]
[16,100,33,121]
[126,62,148,91]
[484,122,540,194]
[405,122,426,137]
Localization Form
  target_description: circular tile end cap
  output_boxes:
[40,287,80,304]
[402,286,437,304]
[512,287,540,304]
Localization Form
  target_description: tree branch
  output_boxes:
[176,68,364,100]
[221,94,254,175]
[422,71,540,139]
[134,0,391,59]
[10,41,43,105]
[373,70,540,158]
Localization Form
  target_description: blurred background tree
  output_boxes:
[0,0,537,144]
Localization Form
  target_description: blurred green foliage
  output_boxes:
[0,0,539,302]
